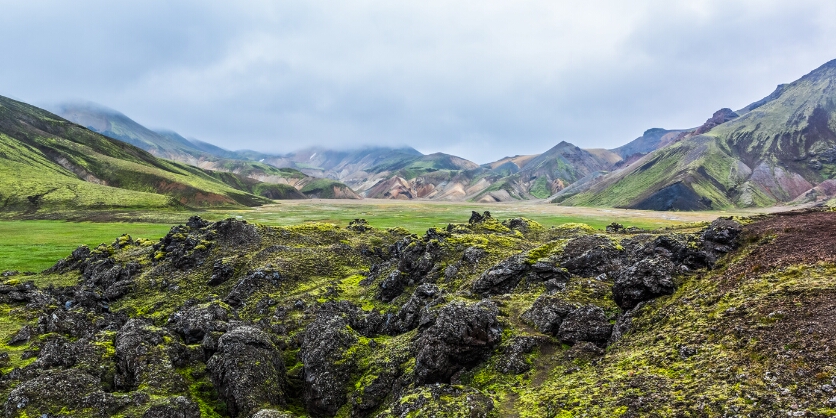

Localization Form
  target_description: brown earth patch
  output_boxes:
[719,209,836,289]
[718,290,836,411]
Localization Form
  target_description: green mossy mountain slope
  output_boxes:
[56,103,360,200]
[2,210,834,416]
[559,59,836,210]
[0,95,316,212]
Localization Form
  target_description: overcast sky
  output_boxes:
[1,1,835,163]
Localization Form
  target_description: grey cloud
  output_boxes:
[1,0,835,163]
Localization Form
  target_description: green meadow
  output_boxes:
[0,221,173,272]
[0,199,757,273]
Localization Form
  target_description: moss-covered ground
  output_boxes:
[1,209,832,417]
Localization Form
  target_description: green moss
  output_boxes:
[526,240,566,264]
[178,366,228,417]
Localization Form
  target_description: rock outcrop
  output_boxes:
[414,301,502,384]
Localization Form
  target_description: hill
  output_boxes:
[55,103,628,203]
[1,209,833,416]
[611,128,687,160]
[56,103,360,200]
[0,95,306,213]
[346,143,623,202]
[558,59,836,210]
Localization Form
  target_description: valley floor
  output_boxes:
[0,199,786,273]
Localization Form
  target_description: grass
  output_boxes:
[0,220,172,272]
[234,200,747,232]
[0,199,760,272]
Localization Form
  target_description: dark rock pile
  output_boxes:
[0,213,750,417]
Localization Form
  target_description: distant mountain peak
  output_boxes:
[693,108,739,135]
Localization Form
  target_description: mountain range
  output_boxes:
[0,97,320,214]
[556,59,836,210]
[55,104,631,202]
[5,58,836,211]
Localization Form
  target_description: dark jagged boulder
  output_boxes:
[35,335,117,385]
[84,259,140,290]
[3,369,106,417]
[560,235,623,277]
[207,326,286,418]
[378,236,443,301]
[528,261,570,283]
[469,210,492,224]
[378,269,410,302]
[103,279,135,301]
[557,305,614,348]
[472,254,529,295]
[384,283,443,334]
[348,218,372,232]
[497,335,548,374]
[37,309,100,339]
[153,224,214,269]
[73,259,143,306]
[414,301,502,384]
[387,384,495,418]
[224,268,282,307]
[503,217,532,232]
[186,215,210,229]
[609,306,640,345]
[143,396,201,418]
[8,325,34,345]
[701,217,742,253]
[208,259,235,286]
[396,238,440,278]
[349,364,405,416]
[462,246,486,264]
[613,256,677,310]
[212,218,261,248]
[606,222,625,233]
[0,280,53,307]
[473,255,570,296]
[114,319,188,394]
[167,302,233,345]
[642,235,711,271]
[300,314,358,416]
[315,300,385,337]
[520,295,575,335]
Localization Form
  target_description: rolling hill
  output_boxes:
[557,58,836,210]
[55,103,629,202]
[56,103,360,199]
[0,95,308,213]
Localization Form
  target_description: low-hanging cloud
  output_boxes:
[1,0,835,163]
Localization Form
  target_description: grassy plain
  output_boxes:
[0,199,767,273]
[0,221,173,272]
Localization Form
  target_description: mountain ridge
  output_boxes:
[0,95,311,213]
[558,58,836,209]
[48,57,836,209]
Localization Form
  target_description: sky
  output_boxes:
[1,1,836,164]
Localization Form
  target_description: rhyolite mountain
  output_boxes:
[57,102,629,202]
[556,59,836,210]
[333,144,622,202]
[53,58,836,208]
[2,208,835,416]
[0,95,315,213]
[56,103,360,200]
